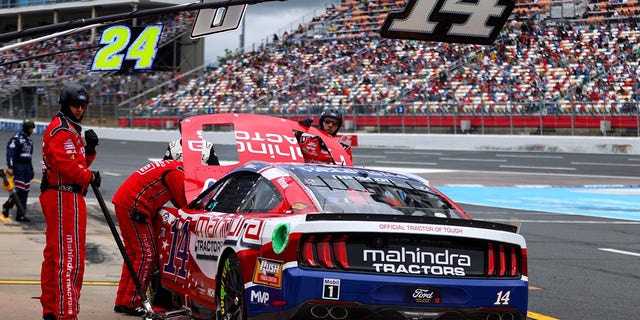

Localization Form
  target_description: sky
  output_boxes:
[202,0,337,65]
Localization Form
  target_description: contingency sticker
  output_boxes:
[322,278,340,300]
[252,257,283,288]
[406,286,441,304]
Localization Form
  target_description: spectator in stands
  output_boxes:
[8,0,640,122]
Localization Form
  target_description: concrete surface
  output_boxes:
[0,201,142,320]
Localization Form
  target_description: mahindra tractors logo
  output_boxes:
[363,247,471,276]
[235,130,303,161]
[380,0,514,45]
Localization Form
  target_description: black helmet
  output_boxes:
[179,111,197,123]
[22,119,35,136]
[22,119,35,129]
[59,84,89,106]
[319,107,343,135]
[59,84,88,123]
[178,111,197,133]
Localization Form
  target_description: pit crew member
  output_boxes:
[112,160,188,316]
[40,83,100,320]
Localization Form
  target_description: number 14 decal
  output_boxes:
[494,290,511,305]
[163,220,190,279]
[91,24,163,71]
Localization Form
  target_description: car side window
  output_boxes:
[237,177,283,213]
[196,172,260,212]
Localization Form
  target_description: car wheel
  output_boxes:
[216,253,246,320]
[149,271,174,309]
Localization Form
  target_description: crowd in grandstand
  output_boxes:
[127,0,640,117]
[0,11,195,104]
[2,0,640,119]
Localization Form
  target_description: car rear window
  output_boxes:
[296,169,465,219]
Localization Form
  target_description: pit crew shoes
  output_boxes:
[114,304,146,316]
[42,313,55,320]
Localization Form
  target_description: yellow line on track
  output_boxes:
[527,311,559,320]
[0,279,118,286]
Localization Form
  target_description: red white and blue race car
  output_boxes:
[151,114,528,320]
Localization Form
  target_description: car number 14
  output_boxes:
[494,290,511,305]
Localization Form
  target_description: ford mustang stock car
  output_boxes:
[150,114,528,320]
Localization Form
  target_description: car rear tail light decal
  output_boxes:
[521,248,528,276]
[509,246,518,276]
[487,243,495,276]
[486,242,523,278]
[332,235,349,269]
[300,235,349,270]
[498,244,506,276]
[317,235,335,268]
[302,235,317,267]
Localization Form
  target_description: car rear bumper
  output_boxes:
[247,268,528,320]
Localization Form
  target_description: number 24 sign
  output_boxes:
[91,24,163,71]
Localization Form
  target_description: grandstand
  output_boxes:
[2,0,640,136]
[0,0,201,126]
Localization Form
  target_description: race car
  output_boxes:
[151,114,528,320]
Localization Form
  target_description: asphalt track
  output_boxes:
[0,131,638,320]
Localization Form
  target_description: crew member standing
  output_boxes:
[112,160,187,316]
[40,83,101,320]
[2,119,35,222]
[297,107,353,164]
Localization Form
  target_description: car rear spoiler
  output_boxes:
[305,213,518,233]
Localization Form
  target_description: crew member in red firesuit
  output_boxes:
[112,159,187,316]
[296,107,353,164]
[40,83,101,320]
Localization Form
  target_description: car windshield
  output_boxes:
[294,167,465,219]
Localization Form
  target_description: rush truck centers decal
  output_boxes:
[252,258,283,288]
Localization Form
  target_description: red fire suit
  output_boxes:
[112,160,187,309]
[299,134,353,164]
[40,112,96,320]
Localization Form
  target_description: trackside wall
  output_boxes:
[2,119,638,155]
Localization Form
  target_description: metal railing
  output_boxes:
[111,101,640,136]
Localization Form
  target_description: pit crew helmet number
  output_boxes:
[91,24,163,71]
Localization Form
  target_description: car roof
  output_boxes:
[225,161,426,184]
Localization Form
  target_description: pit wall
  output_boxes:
[3,119,637,155]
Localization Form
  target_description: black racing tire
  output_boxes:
[216,252,246,320]
[149,271,175,309]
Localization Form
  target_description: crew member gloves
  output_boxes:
[85,129,99,155]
